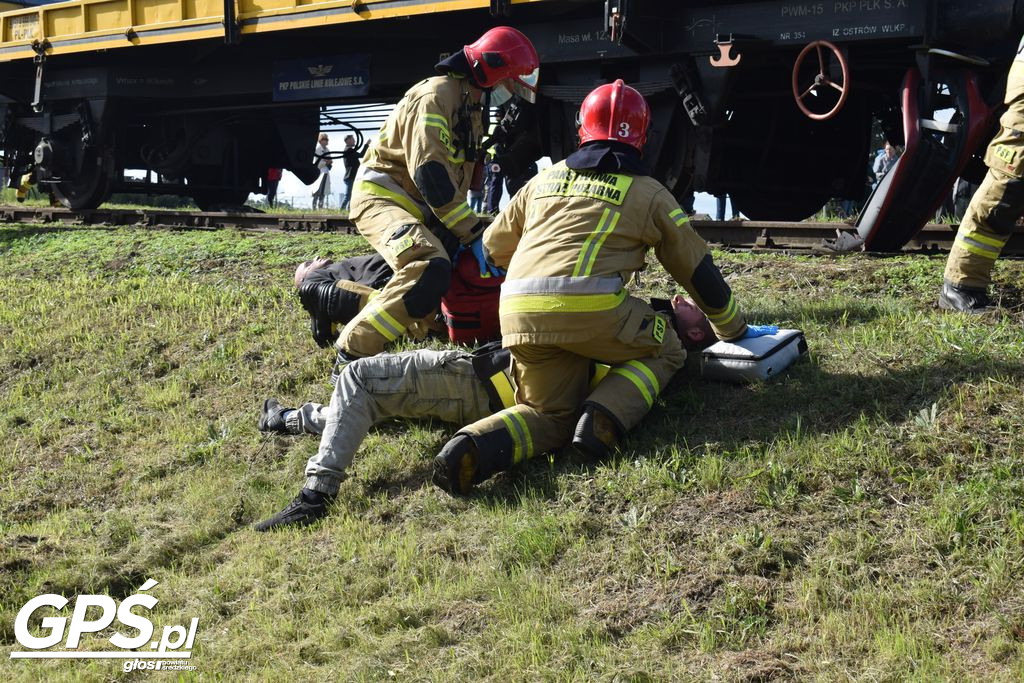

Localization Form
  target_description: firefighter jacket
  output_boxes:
[484,154,748,345]
[1003,35,1024,130]
[358,75,484,244]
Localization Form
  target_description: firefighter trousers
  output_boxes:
[336,190,452,357]
[456,297,686,479]
[303,349,493,495]
[944,126,1024,288]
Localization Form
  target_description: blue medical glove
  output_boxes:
[742,324,779,339]
[470,237,505,278]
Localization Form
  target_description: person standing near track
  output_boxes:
[339,134,364,211]
[940,37,1024,313]
[311,133,332,210]
[333,26,539,363]
[432,80,774,495]
[265,167,282,208]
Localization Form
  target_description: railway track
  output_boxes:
[3,205,1024,254]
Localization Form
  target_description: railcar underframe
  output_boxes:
[0,0,1021,246]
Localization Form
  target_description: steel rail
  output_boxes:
[2,206,1022,254]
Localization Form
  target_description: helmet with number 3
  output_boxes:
[464,27,540,103]
[578,79,650,152]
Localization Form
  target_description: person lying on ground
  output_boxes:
[253,294,715,531]
[295,248,502,374]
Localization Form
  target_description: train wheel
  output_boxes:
[729,188,831,221]
[190,189,251,212]
[52,149,115,210]
[187,167,251,211]
[725,85,868,221]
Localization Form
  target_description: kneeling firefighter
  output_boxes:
[433,80,773,495]
[332,26,539,360]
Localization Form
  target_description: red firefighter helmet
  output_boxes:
[578,79,650,152]
[464,26,540,103]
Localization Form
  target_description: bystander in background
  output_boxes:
[312,133,332,210]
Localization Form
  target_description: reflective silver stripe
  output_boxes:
[610,360,660,409]
[669,208,688,226]
[500,275,623,297]
[355,168,430,219]
[955,235,1002,259]
[500,411,533,464]
[366,304,405,341]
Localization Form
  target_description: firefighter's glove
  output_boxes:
[741,324,779,339]
[469,236,505,278]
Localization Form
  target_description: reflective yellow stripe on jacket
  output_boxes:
[668,208,689,226]
[707,293,740,329]
[364,303,406,342]
[422,112,464,164]
[441,201,474,229]
[500,290,626,315]
[499,275,626,315]
[357,180,426,223]
[573,208,621,276]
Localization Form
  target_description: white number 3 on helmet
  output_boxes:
[617,122,631,137]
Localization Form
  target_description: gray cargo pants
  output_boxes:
[299,349,494,495]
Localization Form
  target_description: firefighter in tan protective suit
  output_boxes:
[940,37,1024,312]
[329,27,539,360]
[432,80,773,495]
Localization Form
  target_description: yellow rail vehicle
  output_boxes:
[0,0,517,61]
[0,0,1021,249]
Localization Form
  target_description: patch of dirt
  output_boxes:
[581,573,724,640]
[1,557,32,573]
[717,648,795,682]
[662,489,759,531]
[566,490,763,638]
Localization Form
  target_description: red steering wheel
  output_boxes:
[792,40,850,121]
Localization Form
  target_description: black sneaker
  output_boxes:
[258,398,291,434]
[253,488,334,531]
[939,280,992,314]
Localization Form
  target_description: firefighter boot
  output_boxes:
[432,435,483,496]
[258,398,292,434]
[254,488,335,531]
[572,405,621,459]
[939,280,992,314]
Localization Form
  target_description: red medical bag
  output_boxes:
[441,248,503,345]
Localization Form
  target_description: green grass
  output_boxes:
[1,224,1023,680]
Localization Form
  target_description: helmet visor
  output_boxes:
[507,68,539,103]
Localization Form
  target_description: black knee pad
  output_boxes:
[414,161,456,208]
[691,254,732,309]
[402,258,451,319]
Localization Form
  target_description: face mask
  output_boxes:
[489,84,513,107]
